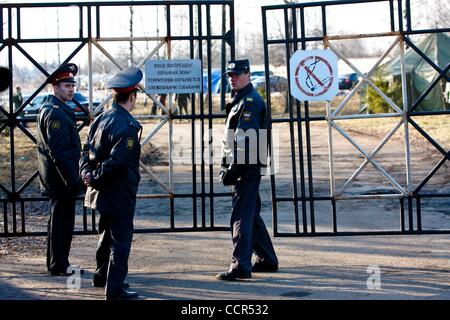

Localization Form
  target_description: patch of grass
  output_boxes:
[337,115,450,150]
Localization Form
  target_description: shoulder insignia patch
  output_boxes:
[53,105,59,109]
[246,97,253,102]
[50,120,61,130]
[127,137,134,150]
[242,111,252,122]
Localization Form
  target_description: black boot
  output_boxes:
[216,269,252,281]
[106,288,138,300]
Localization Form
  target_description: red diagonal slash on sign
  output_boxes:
[294,55,333,97]
[300,57,324,87]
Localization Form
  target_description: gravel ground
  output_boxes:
[1,122,449,300]
[2,214,450,300]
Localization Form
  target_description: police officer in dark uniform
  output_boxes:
[217,59,279,281]
[36,63,83,276]
[80,67,142,300]
[175,93,189,115]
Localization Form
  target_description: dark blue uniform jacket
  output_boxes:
[80,103,142,216]
[36,95,81,198]
[222,83,268,174]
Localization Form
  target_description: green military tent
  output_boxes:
[382,32,450,111]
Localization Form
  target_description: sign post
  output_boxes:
[289,49,338,101]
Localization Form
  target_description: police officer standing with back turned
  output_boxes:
[217,59,279,281]
[80,67,142,300]
[36,63,83,276]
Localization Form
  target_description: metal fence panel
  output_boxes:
[262,0,450,237]
[0,1,235,236]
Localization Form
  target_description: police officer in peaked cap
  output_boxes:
[80,67,143,300]
[217,59,279,281]
[36,63,84,276]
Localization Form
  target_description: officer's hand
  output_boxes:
[82,172,92,187]
[219,168,228,183]
[219,166,239,186]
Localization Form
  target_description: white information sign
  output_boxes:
[145,59,202,94]
[289,49,338,101]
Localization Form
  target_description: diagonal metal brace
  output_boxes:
[332,121,407,195]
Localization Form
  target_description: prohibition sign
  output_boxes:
[295,55,333,97]
[289,49,338,101]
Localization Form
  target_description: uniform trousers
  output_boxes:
[47,196,76,273]
[230,173,278,273]
[94,211,134,296]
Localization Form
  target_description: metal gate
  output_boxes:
[262,0,450,236]
[0,1,235,236]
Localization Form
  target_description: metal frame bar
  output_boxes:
[0,1,234,237]
[336,119,404,195]
[332,122,407,195]
[262,0,450,237]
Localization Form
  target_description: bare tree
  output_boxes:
[411,0,450,29]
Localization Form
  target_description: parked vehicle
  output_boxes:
[69,92,103,117]
[250,70,273,80]
[338,72,358,90]
[251,75,289,92]
[18,92,102,121]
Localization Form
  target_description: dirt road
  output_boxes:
[1,120,449,300]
